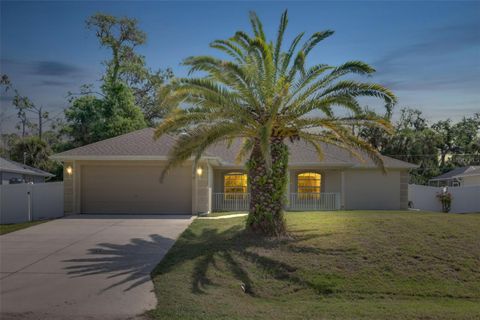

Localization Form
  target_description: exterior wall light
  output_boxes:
[66,166,73,176]
[196,166,203,176]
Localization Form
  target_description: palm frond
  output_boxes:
[235,138,254,164]
[274,10,288,74]
[279,32,305,76]
[161,122,243,180]
[249,11,266,41]
[319,80,397,105]
[210,39,245,63]
[301,30,334,57]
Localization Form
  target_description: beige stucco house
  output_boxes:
[0,157,54,185]
[51,128,416,215]
[429,166,480,187]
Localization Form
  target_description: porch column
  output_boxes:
[193,161,212,215]
[63,161,74,214]
[285,170,290,210]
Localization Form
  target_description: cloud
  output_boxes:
[371,21,480,94]
[378,71,480,92]
[38,79,75,87]
[375,21,480,73]
[0,58,85,78]
[32,61,83,77]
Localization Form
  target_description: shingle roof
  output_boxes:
[0,157,55,177]
[52,128,178,157]
[430,166,480,181]
[51,128,417,169]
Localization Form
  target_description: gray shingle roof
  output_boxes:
[51,128,417,169]
[0,157,55,177]
[52,128,178,157]
[430,166,480,181]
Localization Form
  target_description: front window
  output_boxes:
[224,172,248,199]
[297,172,321,199]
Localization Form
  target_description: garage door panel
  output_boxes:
[81,165,192,214]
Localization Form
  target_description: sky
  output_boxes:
[1,0,479,134]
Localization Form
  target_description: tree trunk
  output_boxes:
[38,107,43,140]
[246,137,289,236]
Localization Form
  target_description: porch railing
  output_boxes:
[212,193,250,211]
[212,192,341,212]
[288,193,340,211]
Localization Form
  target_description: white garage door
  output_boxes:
[81,165,192,214]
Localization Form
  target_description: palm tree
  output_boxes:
[155,10,396,236]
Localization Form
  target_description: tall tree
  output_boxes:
[0,133,20,158]
[1,74,49,138]
[432,119,455,167]
[64,14,149,146]
[382,108,440,184]
[155,11,396,236]
[86,13,147,84]
[449,114,480,166]
[63,94,103,146]
[86,13,176,124]
[10,136,54,172]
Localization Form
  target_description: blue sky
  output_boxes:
[1,1,479,133]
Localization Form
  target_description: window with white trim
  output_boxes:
[224,172,248,199]
[297,172,321,198]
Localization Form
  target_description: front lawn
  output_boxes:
[0,220,49,235]
[149,211,480,320]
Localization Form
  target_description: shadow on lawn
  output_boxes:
[63,234,175,292]
[153,225,340,296]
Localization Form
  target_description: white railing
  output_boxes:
[212,193,250,211]
[288,193,340,211]
[212,192,341,212]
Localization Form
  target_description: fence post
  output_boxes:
[27,185,32,222]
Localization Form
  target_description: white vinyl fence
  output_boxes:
[408,184,480,213]
[0,182,64,224]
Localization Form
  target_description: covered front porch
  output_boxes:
[209,167,344,212]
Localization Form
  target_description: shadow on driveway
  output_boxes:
[63,234,175,292]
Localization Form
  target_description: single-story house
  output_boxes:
[51,128,416,215]
[0,156,54,185]
[429,166,480,187]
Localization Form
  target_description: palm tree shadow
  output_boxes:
[155,225,328,296]
[63,234,175,292]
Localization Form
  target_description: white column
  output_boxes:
[285,169,290,209]
[192,162,197,214]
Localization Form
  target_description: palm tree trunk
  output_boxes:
[246,137,288,236]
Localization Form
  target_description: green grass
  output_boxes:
[149,211,480,320]
[0,220,49,235]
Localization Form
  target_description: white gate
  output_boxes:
[0,182,64,224]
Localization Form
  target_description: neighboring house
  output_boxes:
[51,128,417,215]
[0,156,55,185]
[429,166,480,187]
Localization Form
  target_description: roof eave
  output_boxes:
[50,155,223,162]
[0,168,54,177]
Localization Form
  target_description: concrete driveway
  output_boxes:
[0,215,193,320]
